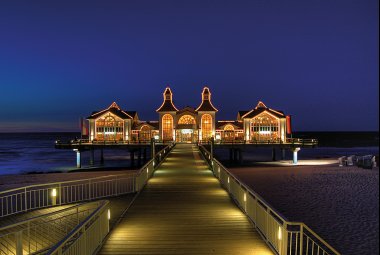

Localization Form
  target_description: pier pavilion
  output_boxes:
[86,86,292,144]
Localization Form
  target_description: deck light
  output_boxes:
[108,209,111,220]
[51,188,57,197]
[278,226,282,240]
[244,193,247,202]
[227,177,230,184]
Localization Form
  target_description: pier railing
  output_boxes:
[199,145,340,255]
[0,143,175,218]
[0,200,109,255]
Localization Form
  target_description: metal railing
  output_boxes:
[0,201,108,255]
[199,145,339,255]
[46,201,109,255]
[0,143,175,218]
[0,174,134,218]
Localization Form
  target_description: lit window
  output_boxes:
[201,114,212,140]
[162,114,173,141]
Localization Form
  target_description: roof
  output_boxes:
[133,121,159,130]
[237,111,249,120]
[87,102,134,120]
[241,101,285,119]
[196,87,218,112]
[216,121,243,130]
[156,87,179,112]
[177,106,197,115]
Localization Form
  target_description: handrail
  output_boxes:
[198,145,339,255]
[0,201,106,255]
[46,201,109,255]
[0,143,175,218]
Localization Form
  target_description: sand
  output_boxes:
[229,162,379,255]
[0,169,137,192]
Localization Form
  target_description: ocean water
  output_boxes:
[0,132,378,175]
[0,133,141,175]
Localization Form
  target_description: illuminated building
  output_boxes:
[86,87,291,143]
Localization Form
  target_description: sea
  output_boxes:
[0,132,378,175]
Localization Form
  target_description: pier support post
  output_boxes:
[137,149,142,166]
[143,148,147,162]
[292,148,301,165]
[238,149,243,164]
[130,151,135,168]
[100,148,104,164]
[74,149,81,168]
[272,148,276,161]
[232,149,236,162]
[90,149,95,166]
[229,149,233,162]
[150,138,155,159]
[281,148,285,160]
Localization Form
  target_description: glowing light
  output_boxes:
[146,168,149,173]
[278,226,282,240]
[227,177,230,183]
[218,167,220,173]
[259,130,271,135]
[108,209,111,220]
[51,188,57,197]
[244,193,246,202]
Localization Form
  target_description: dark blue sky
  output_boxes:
[0,0,378,132]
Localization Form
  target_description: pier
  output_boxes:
[0,143,339,255]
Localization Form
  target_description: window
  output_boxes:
[178,115,196,124]
[162,114,173,141]
[250,113,279,141]
[201,114,212,140]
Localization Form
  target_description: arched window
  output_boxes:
[140,125,151,141]
[178,115,196,124]
[201,114,212,140]
[162,114,173,141]
[224,124,235,131]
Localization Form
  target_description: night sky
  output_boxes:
[0,0,378,132]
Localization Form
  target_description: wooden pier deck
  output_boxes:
[98,144,273,255]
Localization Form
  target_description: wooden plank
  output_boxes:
[99,144,273,255]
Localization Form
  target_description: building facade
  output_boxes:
[86,87,292,143]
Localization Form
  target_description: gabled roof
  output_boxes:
[216,121,243,130]
[156,87,179,112]
[133,121,159,130]
[241,101,285,119]
[87,102,134,120]
[176,106,197,115]
[196,87,218,112]
[237,111,249,120]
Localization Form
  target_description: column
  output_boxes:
[74,149,81,168]
[281,148,286,160]
[130,150,135,168]
[90,149,95,166]
[292,148,301,165]
[100,148,104,164]
[272,148,276,161]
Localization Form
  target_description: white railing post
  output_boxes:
[24,187,27,212]
[299,224,304,255]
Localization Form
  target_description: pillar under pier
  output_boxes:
[292,148,301,165]
[130,151,135,168]
[90,149,95,166]
[74,149,81,168]
[272,148,276,161]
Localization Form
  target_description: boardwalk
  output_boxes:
[99,144,272,255]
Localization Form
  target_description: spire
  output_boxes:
[196,86,218,112]
[156,87,179,112]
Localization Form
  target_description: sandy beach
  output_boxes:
[229,162,379,255]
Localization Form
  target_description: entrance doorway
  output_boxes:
[176,129,198,143]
